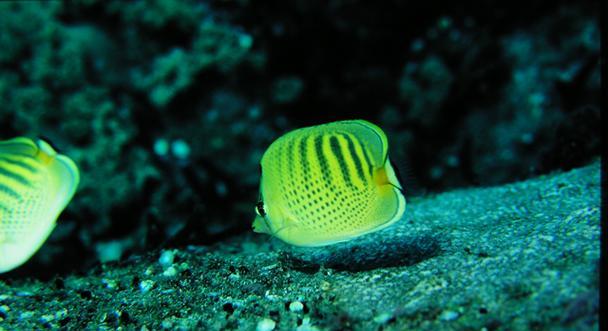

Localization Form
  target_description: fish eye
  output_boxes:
[255,201,266,217]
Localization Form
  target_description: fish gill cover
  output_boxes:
[0,0,601,330]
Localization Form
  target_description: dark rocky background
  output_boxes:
[0,0,600,278]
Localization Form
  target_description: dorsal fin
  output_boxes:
[0,137,38,157]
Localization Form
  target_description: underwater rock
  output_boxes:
[0,1,599,279]
[0,161,599,330]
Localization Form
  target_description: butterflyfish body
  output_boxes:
[0,137,79,273]
[253,120,406,247]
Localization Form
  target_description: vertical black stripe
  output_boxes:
[341,134,366,184]
[299,135,310,179]
[0,156,37,174]
[354,136,374,177]
[0,182,21,200]
[329,136,353,188]
[0,167,32,187]
[314,135,332,185]
[287,137,295,180]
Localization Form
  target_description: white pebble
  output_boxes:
[139,280,155,293]
[161,319,173,329]
[101,278,117,290]
[289,301,304,313]
[163,266,178,277]
[55,308,68,320]
[373,312,392,324]
[20,311,34,319]
[159,250,175,268]
[256,318,276,331]
[439,310,459,321]
[296,317,320,331]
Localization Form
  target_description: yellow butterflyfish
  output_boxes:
[253,120,406,247]
[0,137,79,273]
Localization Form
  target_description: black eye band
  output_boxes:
[256,201,266,217]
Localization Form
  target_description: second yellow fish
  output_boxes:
[0,137,79,273]
[253,120,406,246]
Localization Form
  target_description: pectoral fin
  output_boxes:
[252,215,270,234]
